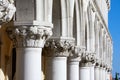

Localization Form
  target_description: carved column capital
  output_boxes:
[100,61,106,68]
[105,64,110,72]
[68,46,83,62]
[43,38,75,57]
[95,58,101,68]
[81,51,96,63]
[6,25,53,48]
[80,51,96,67]
[69,46,82,57]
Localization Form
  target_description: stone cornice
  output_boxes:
[6,25,53,48]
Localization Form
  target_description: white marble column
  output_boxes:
[45,57,67,80]
[67,46,81,80]
[90,66,95,80]
[79,52,95,80]
[95,66,100,80]
[16,48,42,80]
[7,24,52,80]
[95,21,100,60]
[44,40,74,80]
[102,68,106,80]
[80,67,91,80]
[99,67,103,80]
[89,10,95,52]
[68,0,75,37]
[68,57,80,80]
[6,0,53,79]
[75,0,81,46]
[105,69,108,80]
[106,71,111,80]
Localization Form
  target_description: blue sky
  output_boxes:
[109,0,120,77]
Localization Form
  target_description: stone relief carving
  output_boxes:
[80,51,96,67]
[0,0,16,23]
[69,46,82,57]
[43,39,75,57]
[95,57,101,67]
[95,58,110,69]
[68,46,84,62]
[82,51,96,63]
[6,26,52,48]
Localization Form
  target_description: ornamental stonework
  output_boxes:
[69,46,82,57]
[6,25,52,48]
[0,0,16,23]
[68,46,85,62]
[80,51,96,67]
[43,39,75,57]
[95,58,101,67]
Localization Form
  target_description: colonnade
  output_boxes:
[0,0,112,80]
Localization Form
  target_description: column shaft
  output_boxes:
[79,67,90,80]
[95,67,100,80]
[68,57,80,80]
[99,67,103,80]
[102,68,106,80]
[75,0,81,45]
[95,21,100,59]
[106,72,110,80]
[90,66,95,80]
[68,61,79,80]
[36,0,43,21]
[16,48,42,80]
[45,57,67,80]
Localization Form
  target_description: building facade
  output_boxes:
[0,0,113,80]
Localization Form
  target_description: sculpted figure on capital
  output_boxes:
[0,0,16,23]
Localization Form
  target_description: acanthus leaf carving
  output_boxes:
[43,39,75,57]
[80,51,96,67]
[6,25,53,48]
